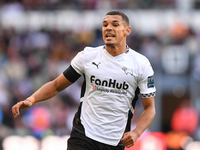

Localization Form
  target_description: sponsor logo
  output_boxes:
[90,75,129,90]
[95,87,127,95]
[92,62,101,69]
[91,84,97,90]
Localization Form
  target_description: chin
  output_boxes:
[105,41,115,47]
[105,43,115,47]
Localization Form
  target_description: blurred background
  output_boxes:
[0,0,200,150]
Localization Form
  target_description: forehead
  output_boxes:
[103,15,124,23]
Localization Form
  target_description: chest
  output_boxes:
[84,53,138,88]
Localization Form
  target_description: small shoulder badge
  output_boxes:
[147,76,154,88]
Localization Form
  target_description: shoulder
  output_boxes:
[83,45,104,53]
[77,45,104,60]
[128,48,150,65]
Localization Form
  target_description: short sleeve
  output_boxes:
[138,59,156,98]
[71,50,85,76]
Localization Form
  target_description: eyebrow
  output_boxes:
[103,20,120,23]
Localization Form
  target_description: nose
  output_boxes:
[106,24,112,30]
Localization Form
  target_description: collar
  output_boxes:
[103,45,129,54]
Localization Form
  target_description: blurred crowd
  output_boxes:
[0,0,200,10]
[0,0,200,150]
[0,0,176,10]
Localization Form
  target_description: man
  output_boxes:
[12,11,156,149]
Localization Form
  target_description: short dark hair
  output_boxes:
[106,11,129,26]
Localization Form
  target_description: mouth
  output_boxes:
[105,33,115,40]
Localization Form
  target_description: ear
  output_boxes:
[124,26,131,36]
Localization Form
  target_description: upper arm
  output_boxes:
[137,58,156,98]
[54,64,82,92]
[53,73,73,92]
[142,96,155,111]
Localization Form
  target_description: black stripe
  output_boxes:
[72,102,85,134]
[119,87,140,146]
[63,65,81,83]
[80,74,86,98]
[124,87,140,133]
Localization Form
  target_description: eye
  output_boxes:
[113,24,119,27]
[103,24,108,27]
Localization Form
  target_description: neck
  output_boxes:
[105,43,127,57]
